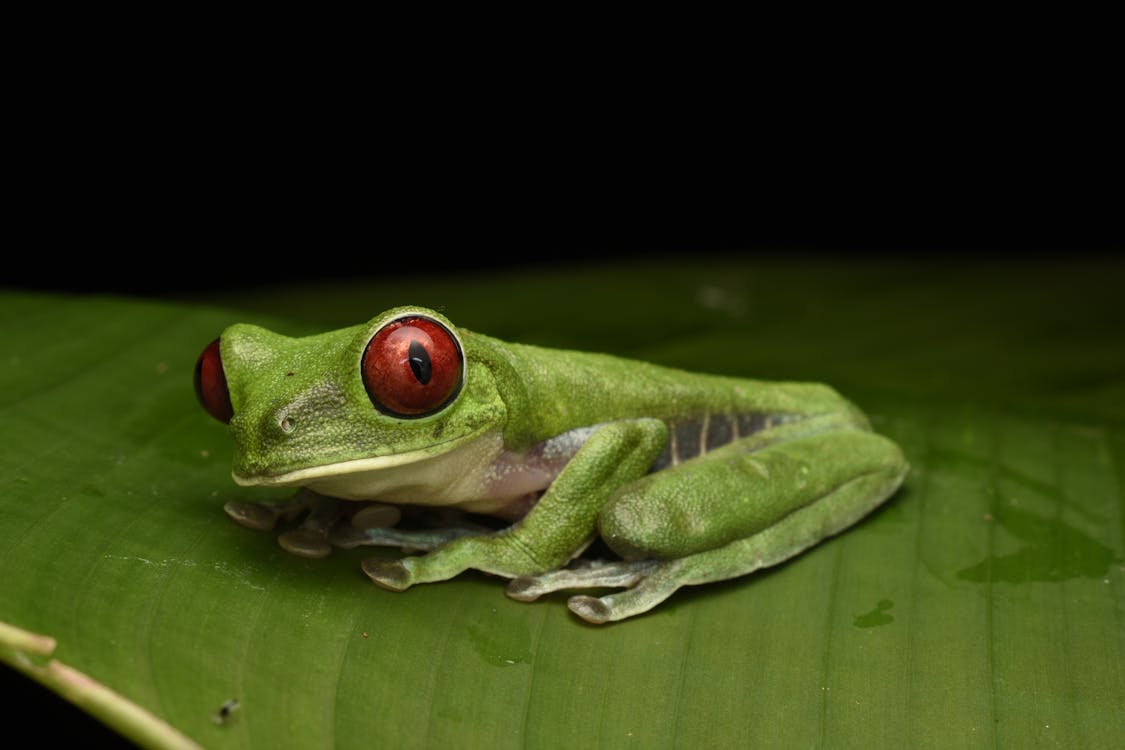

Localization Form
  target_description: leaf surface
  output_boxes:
[2,260,1123,748]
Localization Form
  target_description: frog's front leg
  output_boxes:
[361,418,668,590]
[513,425,907,623]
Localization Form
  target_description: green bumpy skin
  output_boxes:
[206,306,908,624]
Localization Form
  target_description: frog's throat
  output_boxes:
[231,434,475,488]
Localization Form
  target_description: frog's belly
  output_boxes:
[303,457,556,517]
[241,426,595,518]
[304,428,586,517]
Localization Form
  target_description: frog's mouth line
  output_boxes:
[233,450,432,487]
[231,430,483,488]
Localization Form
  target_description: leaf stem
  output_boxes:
[0,619,203,750]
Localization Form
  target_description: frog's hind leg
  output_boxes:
[556,450,907,624]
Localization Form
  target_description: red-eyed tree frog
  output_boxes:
[195,306,907,623]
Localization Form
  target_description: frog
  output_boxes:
[194,306,907,624]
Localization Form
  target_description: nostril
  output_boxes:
[279,416,295,433]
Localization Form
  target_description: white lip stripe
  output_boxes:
[232,431,483,487]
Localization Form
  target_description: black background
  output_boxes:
[9,81,1121,297]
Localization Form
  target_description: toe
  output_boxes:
[350,503,402,529]
[224,501,281,531]
[361,558,413,591]
[567,595,612,624]
[505,576,542,602]
[278,529,333,558]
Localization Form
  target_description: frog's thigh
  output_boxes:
[573,430,907,623]
[599,428,906,561]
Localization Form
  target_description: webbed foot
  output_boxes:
[505,559,657,601]
[223,490,401,560]
[505,559,670,624]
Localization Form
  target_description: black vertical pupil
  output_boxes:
[408,339,432,384]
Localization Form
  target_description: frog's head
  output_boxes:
[194,306,504,486]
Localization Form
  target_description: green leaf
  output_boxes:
[2,260,1123,748]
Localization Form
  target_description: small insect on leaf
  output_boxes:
[212,698,240,725]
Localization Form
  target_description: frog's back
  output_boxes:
[465,333,861,451]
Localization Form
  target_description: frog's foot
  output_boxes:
[361,526,554,591]
[566,576,680,625]
[356,522,499,588]
[505,559,670,624]
[223,490,370,559]
[223,495,309,531]
[505,559,659,601]
[276,495,348,559]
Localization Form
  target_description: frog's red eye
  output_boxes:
[194,338,234,424]
[362,316,463,418]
